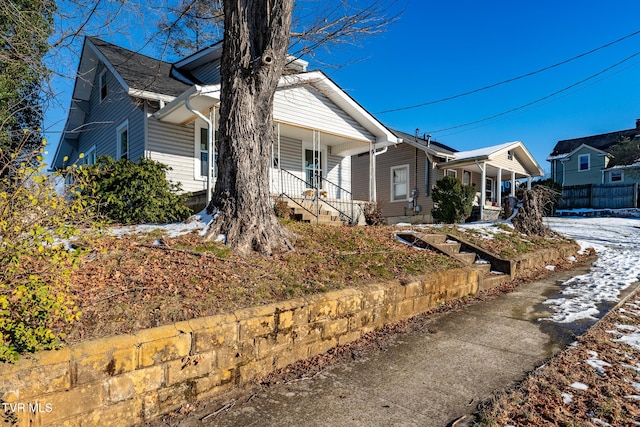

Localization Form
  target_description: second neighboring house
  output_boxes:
[548,119,640,187]
[52,37,399,222]
[351,131,544,223]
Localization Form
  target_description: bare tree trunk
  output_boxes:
[512,189,551,236]
[205,0,295,255]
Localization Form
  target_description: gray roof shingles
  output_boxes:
[391,129,457,154]
[89,37,191,98]
[550,127,640,157]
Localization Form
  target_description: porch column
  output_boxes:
[527,177,532,190]
[480,161,486,221]
[511,171,516,197]
[496,167,502,209]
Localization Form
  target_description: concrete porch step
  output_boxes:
[478,273,510,291]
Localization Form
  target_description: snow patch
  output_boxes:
[542,217,640,323]
[561,392,573,404]
[569,382,589,390]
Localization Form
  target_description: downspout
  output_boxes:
[371,144,388,202]
[185,97,214,206]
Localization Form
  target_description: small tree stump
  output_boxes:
[512,189,550,236]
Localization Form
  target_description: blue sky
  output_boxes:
[45,0,640,173]
[324,0,640,173]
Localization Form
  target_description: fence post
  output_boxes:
[589,184,594,209]
[635,183,639,208]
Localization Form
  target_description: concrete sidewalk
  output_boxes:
[161,263,638,427]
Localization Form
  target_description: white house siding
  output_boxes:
[146,117,205,193]
[273,85,374,142]
[75,64,145,163]
[326,152,351,199]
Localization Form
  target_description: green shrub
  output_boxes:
[84,156,192,224]
[0,141,90,361]
[431,176,476,224]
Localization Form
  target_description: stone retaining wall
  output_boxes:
[0,244,578,426]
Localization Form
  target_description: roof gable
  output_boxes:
[550,126,640,157]
[443,141,544,177]
[88,37,191,98]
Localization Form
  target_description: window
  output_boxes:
[610,170,623,182]
[578,154,590,171]
[199,127,209,177]
[462,170,471,186]
[446,169,457,178]
[485,177,494,203]
[82,146,97,165]
[507,150,513,161]
[195,123,218,180]
[391,165,409,201]
[99,71,107,103]
[116,121,128,160]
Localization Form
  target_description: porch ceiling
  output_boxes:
[277,122,370,157]
[439,161,533,179]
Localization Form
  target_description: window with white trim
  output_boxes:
[578,154,590,171]
[610,170,623,182]
[99,71,107,103]
[116,120,128,160]
[446,169,457,178]
[462,170,471,186]
[485,177,494,202]
[391,165,409,201]
[82,145,97,165]
[195,123,218,180]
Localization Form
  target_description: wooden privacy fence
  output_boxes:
[559,183,640,209]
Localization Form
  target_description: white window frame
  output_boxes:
[82,145,97,165]
[485,177,494,203]
[99,70,107,103]
[302,141,327,189]
[462,170,471,186]
[390,164,410,202]
[194,121,209,181]
[610,170,623,182]
[578,153,590,171]
[446,169,457,178]
[116,120,129,160]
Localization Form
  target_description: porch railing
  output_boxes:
[277,169,355,225]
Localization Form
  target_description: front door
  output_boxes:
[304,148,323,189]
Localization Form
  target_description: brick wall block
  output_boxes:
[308,298,338,322]
[107,365,164,403]
[60,397,143,427]
[166,352,215,386]
[403,280,425,299]
[5,361,71,401]
[321,318,349,339]
[192,321,238,354]
[336,291,363,316]
[73,346,137,386]
[139,333,191,368]
[238,314,275,342]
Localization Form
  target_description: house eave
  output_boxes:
[128,89,176,103]
[153,85,220,123]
